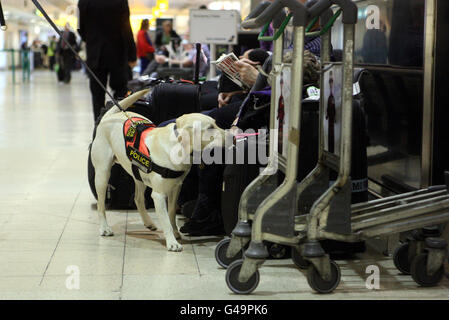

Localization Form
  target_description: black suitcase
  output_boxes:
[156,67,194,81]
[322,100,368,256]
[199,81,219,111]
[150,82,201,124]
[327,100,368,204]
[221,140,292,259]
[220,101,319,237]
[221,163,261,236]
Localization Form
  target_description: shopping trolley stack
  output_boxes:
[218,0,449,295]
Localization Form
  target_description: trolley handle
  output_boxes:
[245,1,272,20]
[308,0,357,24]
[241,0,308,29]
[258,13,291,42]
[0,0,7,31]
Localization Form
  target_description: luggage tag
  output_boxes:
[233,132,260,146]
[304,86,320,101]
[353,82,361,96]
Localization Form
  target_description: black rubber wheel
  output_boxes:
[215,238,242,269]
[226,259,260,295]
[307,260,341,294]
[393,242,411,275]
[291,247,310,270]
[411,253,445,287]
[268,243,288,259]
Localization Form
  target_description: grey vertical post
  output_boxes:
[251,26,305,242]
[421,0,436,188]
[338,24,355,184]
[268,33,283,158]
[209,44,216,78]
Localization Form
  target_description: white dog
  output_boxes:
[90,90,225,251]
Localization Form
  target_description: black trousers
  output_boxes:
[208,97,244,129]
[49,56,56,71]
[89,65,128,121]
[61,50,74,83]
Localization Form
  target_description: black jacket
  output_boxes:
[78,0,136,69]
[57,30,77,55]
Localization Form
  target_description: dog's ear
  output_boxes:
[175,118,194,156]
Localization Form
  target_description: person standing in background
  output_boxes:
[155,20,180,56]
[47,36,57,71]
[136,19,155,75]
[58,23,77,83]
[78,0,137,121]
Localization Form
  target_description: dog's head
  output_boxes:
[175,113,226,153]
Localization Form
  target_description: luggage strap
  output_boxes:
[124,118,184,181]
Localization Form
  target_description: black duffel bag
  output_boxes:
[149,82,201,124]
[156,67,194,81]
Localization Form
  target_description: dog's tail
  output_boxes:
[119,89,151,111]
[103,89,151,118]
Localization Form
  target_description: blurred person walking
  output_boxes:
[136,19,155,75]
[78,0,137,121]
[58,23,77,83]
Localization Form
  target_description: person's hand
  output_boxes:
[236,59,260,88]
[128,60,137,68]
[218,91,243,108]
[155,54,168,64]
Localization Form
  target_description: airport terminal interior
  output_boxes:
[1,0,449,300]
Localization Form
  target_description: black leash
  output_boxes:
[0,0,6,31]
[31,0,135,123]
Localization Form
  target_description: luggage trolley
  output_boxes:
[215,1,339,269]
[214,1,296,268]
[223,0,449,295]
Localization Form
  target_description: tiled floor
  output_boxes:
[0,70,448,299]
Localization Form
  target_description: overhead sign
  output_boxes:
[189,9,239,45]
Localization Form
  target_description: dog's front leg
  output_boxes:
[168,183,183,240]
[151,191,183,252]
[134,180,157,231]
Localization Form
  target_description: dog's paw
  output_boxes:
[167,241,183,252]
[99,227,114,237]
[145,224,158,231]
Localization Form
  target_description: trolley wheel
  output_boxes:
[215,238,242,269]
[268,243,288,259]
[226,259,260,295]
[393,242,411,275]
[307,260,341,294]
[291,247,310,270]
[411,253,445,287]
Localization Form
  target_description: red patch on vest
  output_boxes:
[123,117,156,157]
